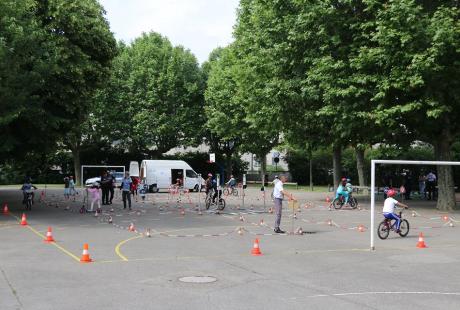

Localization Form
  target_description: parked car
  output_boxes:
[85,171,124,187]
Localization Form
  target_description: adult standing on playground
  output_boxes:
[63,176,70,200]
[107,171,115,204]
[120,171,133,210]
[100,170,111,205]
[426,171,437,200]
[273,175,294,234]
[418,172,426,199]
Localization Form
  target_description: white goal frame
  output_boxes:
[371,160,460,250]
[80,165,125,186]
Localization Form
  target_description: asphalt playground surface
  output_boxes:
[1,187,460,310]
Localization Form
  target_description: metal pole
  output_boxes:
[81,165,84,188]
[370,160,375,251]
[262,173,266,210]
[217,174,221,210]
[242,174,246,209]
[198,173,201,213]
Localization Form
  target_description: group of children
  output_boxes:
[86,175,148,212]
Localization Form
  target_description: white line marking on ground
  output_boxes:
[307,291,460,298]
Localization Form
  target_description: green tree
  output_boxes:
[358,0,460,210]
[97,32,205,158]
[0,0,117,185]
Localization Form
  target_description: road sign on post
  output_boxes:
[209,153,215,163]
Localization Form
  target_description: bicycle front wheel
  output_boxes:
[233,189,239,196]
[218,199,226,210]
[332,198,343,210]
[377,221,390,239]
[223,188,230,196]
[399,219,410,237]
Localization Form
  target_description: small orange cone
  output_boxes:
[80,243,92,263]
[416,232,427,248]
[358,224,365,232]
[43,227,55,243]
[3,204,9,215]
[326,196,331,203]
[20,213,28,226]
[128,223,135,232]
[251,238,262,256]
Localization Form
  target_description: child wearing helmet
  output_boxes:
[382,189,409,232]
[335,178,350,204]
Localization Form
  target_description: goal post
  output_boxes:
[370,159,460,250]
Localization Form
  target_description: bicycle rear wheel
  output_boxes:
[233,189,238,196]
[377,221,390,239]
[350,197,358,209]
[399,219,410,237]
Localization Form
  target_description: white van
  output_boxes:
[129,161,140,177]
[139,160,202,192]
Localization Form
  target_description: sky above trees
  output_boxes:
[98,0,239,63]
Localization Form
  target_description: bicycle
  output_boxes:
[24,190,35,211]
[223,185,238,197]
[205,189,226,211]
[330,193,358,210]
[377,209,410,240]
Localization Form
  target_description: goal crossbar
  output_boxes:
[371,160,460,250]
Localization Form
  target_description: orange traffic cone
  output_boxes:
[128,223,135,232]
[358,224,365,232]
[3,204,9,215]
[326,196,331,203]
[80,243,92,263]
[416,232,427,248]
[251,238,262,256]
[44,227,55,243]
[20,213,28,226]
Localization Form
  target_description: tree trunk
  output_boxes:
[72,147,81,187]
[355,147,366,186]
[434,131,456,211]
[309,157,313,191]
[332,145,342,188]
[259,153,267,186]
[225,151,233,180]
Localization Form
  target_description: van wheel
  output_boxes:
[194,184,199,192]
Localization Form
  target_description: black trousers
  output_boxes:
[426,181,435,200]
[109,187,114,203]
[122,191,131,209]
[102,187,110,204]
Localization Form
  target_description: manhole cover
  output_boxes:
[179,276,217,283]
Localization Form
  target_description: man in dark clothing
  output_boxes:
[100,171,111,205]
[403,170,413,200]
[107,171,115,204]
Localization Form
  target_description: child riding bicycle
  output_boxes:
[335,178,350,204]
[382,188,409,233]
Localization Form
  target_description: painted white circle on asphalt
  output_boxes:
[179,276,217,283]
